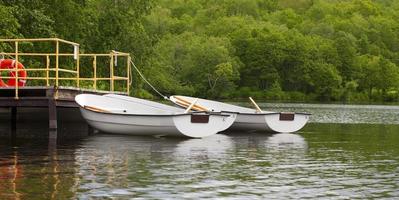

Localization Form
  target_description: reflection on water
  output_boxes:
[1,103,399,199]
[74,135,237,199]
[1,123,399,199]
[0,139,77,199]
[174,134,234,159]
[265,133,307,150]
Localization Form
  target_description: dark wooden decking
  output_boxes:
[0,86,126,139]
[0,86,125,106]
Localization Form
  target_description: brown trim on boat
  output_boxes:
[191,115,210,123]
[279,112,295,121]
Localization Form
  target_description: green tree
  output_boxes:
[356,55,399,99]
[145,32,240,98]
[308,62,342,100]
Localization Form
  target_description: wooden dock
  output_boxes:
[0,38,132,140]
[0,86,126,139]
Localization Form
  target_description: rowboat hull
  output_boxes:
[170,95,310,133]
[230,112,309,133]
[75,94,236,138]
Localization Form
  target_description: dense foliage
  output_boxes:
[1,0,399,102]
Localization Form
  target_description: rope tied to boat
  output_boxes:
[130,59,169,100]
[129,59,210,113]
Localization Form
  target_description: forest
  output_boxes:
[0,0,399,102]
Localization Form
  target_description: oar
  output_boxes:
[174,96,208,111]
[177,100,205,112]
[84,105,111,113]
[249,97,262,113]
[84,105,127,113]
[173,96,209,112]
[184,98,199,113]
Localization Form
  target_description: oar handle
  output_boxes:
[173,96,209,111]
[249,97,262,113]
[184,98,198,113]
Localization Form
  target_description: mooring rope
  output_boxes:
[130,60,169,100]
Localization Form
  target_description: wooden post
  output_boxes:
[14,42,19,99]
[10,107,17,138]
[48,98,57,139]
[48,137,57,155]
[93,56,97,90]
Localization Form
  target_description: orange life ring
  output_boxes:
[0,59,27,87]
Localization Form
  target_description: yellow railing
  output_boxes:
[0,38,131,99]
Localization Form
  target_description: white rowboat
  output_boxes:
[75,94,236,138]
[169,95,310,133]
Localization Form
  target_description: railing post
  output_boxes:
[110,52,114,91]
[55,40,59,98]
[127,56,131,95]
[14,41,19,99]
[93,56,97,91]
[0,39,132,95]
[76,45,80,88]
[46,55,50,86]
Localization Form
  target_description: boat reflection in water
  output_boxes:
[72,134,236,199]
[0,132,308,199]
[263,133,308,165]
[265,133,307,150]
[173,134,234,159]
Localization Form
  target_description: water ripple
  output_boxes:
[237,102,399,124]
[1,116,399,199]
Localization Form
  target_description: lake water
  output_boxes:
[1,103,399,199]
